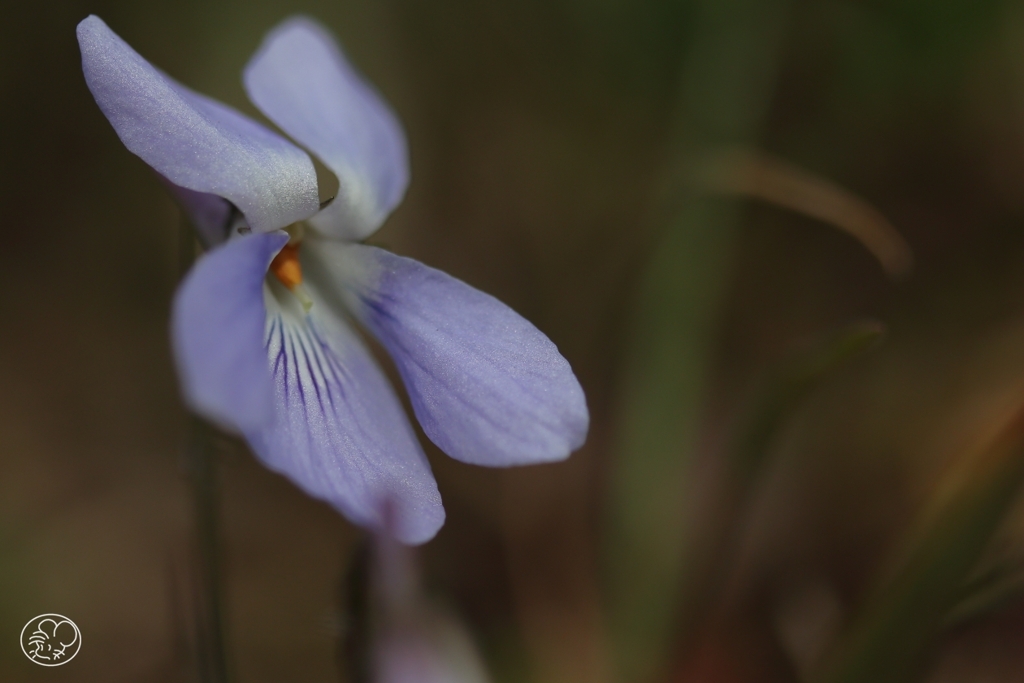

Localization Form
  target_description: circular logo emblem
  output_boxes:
[20,614,81,666]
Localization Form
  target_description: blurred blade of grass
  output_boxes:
[812,406,1024,683]
[689,149,913,279]
[605,196,738,683]
[603,0,791,680]
[732,321,886,483]
[942,560,1024,629]
[670,322,886,659]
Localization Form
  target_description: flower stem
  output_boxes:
[180,217,231,683]
[338,536,372,683]
[188,416,230,683]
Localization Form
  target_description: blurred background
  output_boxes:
[5,0,1024,681]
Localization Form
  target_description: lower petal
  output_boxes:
[249,286,444,545]
[171,232,286,434]
[307,243,590,467]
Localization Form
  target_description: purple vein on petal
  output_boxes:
[304,241,590,468]
[247,292,444,544]
[171,232,288,434]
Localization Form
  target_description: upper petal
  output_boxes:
[171,232,287,434]
[250,285,444,544]
[77,15,320,233]
[307,243,590,467]
[243,17,409,241]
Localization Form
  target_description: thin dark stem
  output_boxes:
[338,536,372,683]
[189,416,230,683]
[180,217,230,683]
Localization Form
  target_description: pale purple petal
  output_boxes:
[171,232,286,434]
[375,619,492,683]
[307,243,590,467]
[244,17,409,241]
[371,538,492,683]
[158,177,232,247]
[248,286,443,544]
[77,15,320,233]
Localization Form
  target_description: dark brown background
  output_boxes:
[5,0,1024,681]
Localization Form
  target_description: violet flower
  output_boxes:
[77,15,588,544]
[371,532,492,683]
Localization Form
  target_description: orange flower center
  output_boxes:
[270,242,303,290]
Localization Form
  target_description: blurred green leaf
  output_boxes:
[942,558,1024,629]
[733,321,886,481]
[603,0,792,680]
[605,197,740,683]
[669,321,886,651]
[814,410,1024,683]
